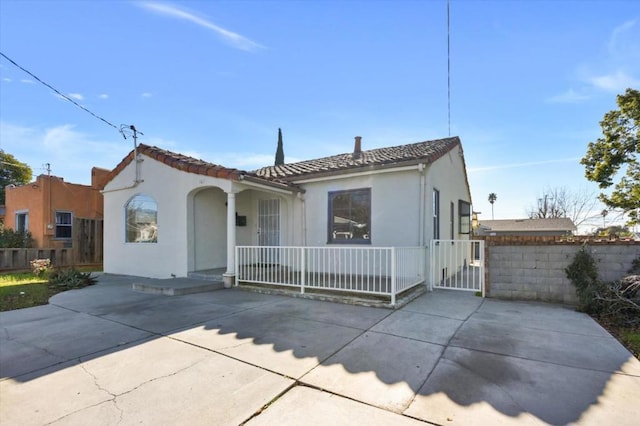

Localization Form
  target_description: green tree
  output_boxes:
[488,192,497,219]
[0,151,33,205]
[581,88,640,224]
[274,128,285,166]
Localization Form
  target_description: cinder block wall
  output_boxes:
[484,237,640,305]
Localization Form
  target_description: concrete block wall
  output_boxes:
[486,242,640,305]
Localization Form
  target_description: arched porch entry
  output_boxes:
[187,186,227,273]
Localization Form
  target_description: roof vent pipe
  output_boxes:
[353,136,362,159]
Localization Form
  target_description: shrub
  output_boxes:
[48,268,97,290]
[565,245,603,313]
[30,258,51,277]
[0,224,34,248]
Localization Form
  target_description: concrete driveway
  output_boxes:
[1,274,639,425]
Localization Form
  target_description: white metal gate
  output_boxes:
[430,239,484,295]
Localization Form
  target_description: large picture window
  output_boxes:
[328,188,371,244]
[459,200,471,234]
[126,194,158,243]
[55,211,72,239]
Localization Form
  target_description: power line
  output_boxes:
[447,0,451,137]
[0,51,118,130]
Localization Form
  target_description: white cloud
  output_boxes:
[20,79,34,84]
[587,70,640,92]
[67,93,84,101]
[608,20,638,57]
[2,77,11,82]
[547,88,590,103]
[141,92,152,98]
[140,2,264,52]
[98,94,109,99]
[0,121,129,184]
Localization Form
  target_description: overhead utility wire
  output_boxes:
[447,0,451,137]
[0,51,118,130]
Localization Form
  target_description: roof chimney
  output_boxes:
[353,136,362,159]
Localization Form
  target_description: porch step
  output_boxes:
[132,278,224,296]
[188,269,225,281]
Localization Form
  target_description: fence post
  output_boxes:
[390,247,396,306]
[300,247,306,294]
[234,246,239,287]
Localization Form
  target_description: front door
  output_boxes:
[258,199,280,246]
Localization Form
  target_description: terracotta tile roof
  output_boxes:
[253,136,461,181]
[103,144,243,185]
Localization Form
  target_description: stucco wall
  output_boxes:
[487,243,640,305]
[104,154,234,278]
[5,174,103,248]
[297,147,472,248]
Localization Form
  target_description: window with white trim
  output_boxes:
[16,211,28,234]
[55,211,73,239]
[125,194,158,243]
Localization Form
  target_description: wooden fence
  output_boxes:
[0,218,103,271]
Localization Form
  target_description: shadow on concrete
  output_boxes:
[1,274,638,425]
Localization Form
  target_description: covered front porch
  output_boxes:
[187,178,302,287]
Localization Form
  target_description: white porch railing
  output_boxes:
[236,246,425,305]
[429,239,484,295]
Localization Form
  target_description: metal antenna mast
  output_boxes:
[447,0,451,137]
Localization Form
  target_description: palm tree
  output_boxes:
[488,193,497,219]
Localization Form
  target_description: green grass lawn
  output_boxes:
[1,268,102,312]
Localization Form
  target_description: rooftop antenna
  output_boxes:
[447,0,451,137]
[120,124,144,183]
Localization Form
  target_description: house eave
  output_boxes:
[239,174,304,194]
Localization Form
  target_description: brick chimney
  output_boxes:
[352,136,362,159]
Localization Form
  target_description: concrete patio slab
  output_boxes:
[253,297,392,329]
[402,289,483,320]
[0,305,151,379]
[2,336,293,426]
[2,274,639,425]
[452,311,640,375]
[476,298,612,336]
[1,359,112,426]
[371,310,463,345]
[97,296,242,334]
[170,308,363,378]
[181,288,289,309]
[405,345,640,425]
[247,385,425,426]
[301,331,444,412]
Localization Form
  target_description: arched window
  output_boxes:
[125,194,158,243]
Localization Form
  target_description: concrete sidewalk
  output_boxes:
[1,274,639,425]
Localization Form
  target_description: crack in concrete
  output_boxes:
[78,363,123,423]
[114,356,208,398]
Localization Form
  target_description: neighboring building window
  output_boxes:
[125,194,158,243]
[328,188,371,244]
[55,211,73,239]
[459,200,471,234]
[16,211,28,234]
[433,189,440,239]
[450,201,455,240]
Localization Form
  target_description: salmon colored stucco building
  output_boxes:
[4,167,109,248]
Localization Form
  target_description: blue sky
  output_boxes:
[1,0,638,232]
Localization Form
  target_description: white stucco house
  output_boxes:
[102,136,474,299]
